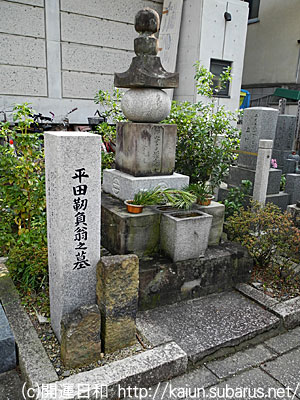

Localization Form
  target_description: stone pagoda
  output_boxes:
[103,8,189,201]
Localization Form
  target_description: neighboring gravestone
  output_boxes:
[272,115,297,172]
[285,174,300,205]
[0,304,16,373]
[45,132,101,342]
[61,304,101,368]
[96,255,139,353]
[238,107,279,170]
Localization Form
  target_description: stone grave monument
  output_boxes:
[218,107,290,210]
[272,114,297,173]
[102,8,189,201]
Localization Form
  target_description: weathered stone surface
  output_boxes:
[285,173,300,205]
[96,255,139,353]
[61,304,101,368]
[228,165,282,195]
[121,89,171,123]
[115,122,177,176]
[101,193,160,256]
[114,8,179,89]
[54,342,188,400]
[137,290,280,362]
[103,169,189,201]
[264,327,300,355]
[139,243,253,310]
[196,201,225,246]
[198,368,289,400]
[44,132,101,342]
[271,296,300,329]
[205,344,275,379]
[0,272,58,386]
[238,107,279,170]
[261,347,300,397]
[160,210,213,262]
[253,139,274,205]
[235,283,279,309]
[287,203,300,228]
[273,114,297,151]
[0,370,23,400]
[0,304,16,373]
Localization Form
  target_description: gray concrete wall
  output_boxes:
[242,0,300,87]
[0,0,163,123]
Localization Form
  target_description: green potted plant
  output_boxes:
[125,187,196,214]
[186,183,214,206]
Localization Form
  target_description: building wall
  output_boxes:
[0,0,163,123]
[242,0,300,89]
[174,0,249,112]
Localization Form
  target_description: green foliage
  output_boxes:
[194,61,232,98]
[101,152,115,172]
[223,180,252,220]
[0,103,47,291]
[185,182,213,203]
[280,174,286,191]
[226,201,300,267]
[132,187,196,209]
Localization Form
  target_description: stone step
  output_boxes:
[137,290,281,364]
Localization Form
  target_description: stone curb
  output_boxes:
[0,265,58,387]
[38,342,188,400]
[236,283,300,329]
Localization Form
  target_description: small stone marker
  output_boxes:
[253,140,273,205]
[96,255,139,353]
[238,107,279,170]
[45,132,101,341]
[61,304,101,368]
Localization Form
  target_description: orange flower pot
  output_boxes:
[124,200,144,214]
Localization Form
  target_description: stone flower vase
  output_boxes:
[160,210,213,262]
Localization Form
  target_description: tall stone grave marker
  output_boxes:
[272,114,297,173]
[45,132,101,341]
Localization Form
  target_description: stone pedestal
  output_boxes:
[285,174,300,205]
[96,255,139,353]
[238,107,279,170]
[228,165,281,195]
[103,169,189,201]
[45,132,101,341]
[116,122,177,176]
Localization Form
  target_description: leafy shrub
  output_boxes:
[223,180,252,220]
[227,201,300,267]
[0,103,47,291]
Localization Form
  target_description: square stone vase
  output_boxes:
[160,210,213,262]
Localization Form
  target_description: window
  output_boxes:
[210,59,232,97]
[245,0,260,20]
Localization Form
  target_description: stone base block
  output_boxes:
[272,149,295,172]
[228,165,281,195]
[218,186,290,211]
[96,255,139,353]
[61,305,101,368]
[139,243,253,310]
[160,210,213,262]
[0,305,16,373]
[116,122,177,176]
[102,193,160,256]
[285,174,300,205]
[103,169,189,201]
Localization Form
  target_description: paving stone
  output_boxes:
[195,368,294,400]
[0,370,23,400]
[235,283,279,309]
[137,291,280,363]
[261,347,300,397]
[205,344,275,379]
[264,327,300,355]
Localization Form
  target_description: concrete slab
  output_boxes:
[0,370,23,400]
[264,327,300,355]
[272,297,300,329]
[196,368,294,400]
[205,344,275,379]
[236,283,280,309]
[261,347,300,397]
[137,291,280,363]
